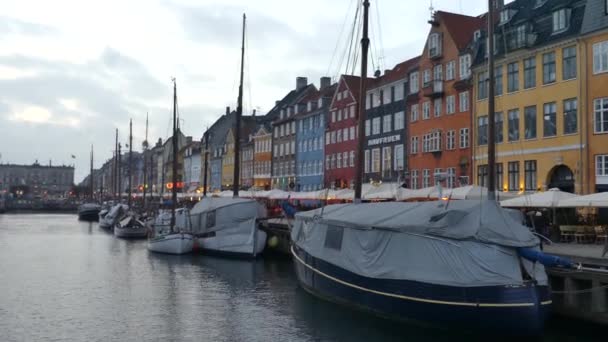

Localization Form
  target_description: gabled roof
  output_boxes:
[368,56,420,90]
[341,75,363,101]
[437,11,486,51]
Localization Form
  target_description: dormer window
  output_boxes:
[307,102,312,112]
[534,0,547,9]
[552,8,571,33]
[280,109,284,120]
[318,98,323,108]
[428,33,442,58]
[500,10,509,24]
[473,30,481,42]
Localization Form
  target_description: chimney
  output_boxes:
[226,106,230,115]
[296,77,307,91]
[252,109,256,116]
[320,77,331,90]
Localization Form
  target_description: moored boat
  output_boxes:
[114,215,147,238]
[291,200,552,335]
[99,204,127,230]
[147,232,194,254]
[78,203,101,221]
[190,197,267,258]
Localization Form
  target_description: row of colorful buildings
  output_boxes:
[86,0,608,197]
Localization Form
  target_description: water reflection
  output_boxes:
[0,214,605,342]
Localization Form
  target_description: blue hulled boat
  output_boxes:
[291,200,553,335]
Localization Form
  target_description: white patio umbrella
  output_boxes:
[557,191,608,208]
[362,182,401,200]
[501,188,577,208]
[398,186,436,200]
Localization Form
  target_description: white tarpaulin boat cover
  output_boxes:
[189,197,267,235]
[292,200,545,287]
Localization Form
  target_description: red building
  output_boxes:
[324,75,361,189]
[408,11,484,189]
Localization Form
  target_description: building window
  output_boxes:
[564,98,577,134]
[394,111,404,130]
[411,136,419,154]
[459,54,471,79]
[562,46,577,80]
[411,104,419,122]
[446,130,455,150]
[423,69,431,86]
[459,91,469,112]
[429,33,441,58]
[543,52,556,84]
[326,155,330,170]
[597,155,608,177]
[349,126,355,141]
[382,146,392,175]
[350,105,355,118]
[447,168,456,189]
[478,165,488,187]
[337,129,342,143]
[507,62,519,92]
[508,161,520,192]
[331,131,336,144]
[508,109,520,141]
[524,160,537,191]
[331,154,336,169]
[459,128,469,148]
[410,72,419,93]
[446,60,455,80]
[422,131,442,153]
[495,112,504,143]
[383,115,392,133]
[446,95,455,114]
[365,120,370,136]
[423,169,430,188]
[325,132,330,145]
[552,8,570,33]
[524,57,536,89]
[595,98,608,133]
[337,153,342,169]
[411,170,419,189]
[423,101,431,120]
[349,151,355,167]
[477,71,488,100]
[371,148,381,173]
[543,102,557,137]
[394,144,404,171]
[496,163,504,191]
[593,41,608,74]
[495,65,503,96]
[434,64,443,82]
[478,116,488,145]
[372,117,381,135]
[524,105,537,139]
[434,98,442,117]
[364,150,370,173]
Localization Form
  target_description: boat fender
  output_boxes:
[518,248,574,268]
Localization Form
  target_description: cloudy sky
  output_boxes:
[0,0,491,182]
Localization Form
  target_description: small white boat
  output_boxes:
[147,233,194,254]
[78,203,101,221]
[114,215,147,239]
[99,204,127,230]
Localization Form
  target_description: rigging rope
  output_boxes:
[326,0,357,78]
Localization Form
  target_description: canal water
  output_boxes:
[0,214,603,342]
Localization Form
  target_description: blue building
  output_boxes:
[296,78,336,192]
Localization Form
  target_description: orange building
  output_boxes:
[408,11,484,189]
[252,124,272,190]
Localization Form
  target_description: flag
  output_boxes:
[71,155,76,159]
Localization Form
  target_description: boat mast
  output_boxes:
[171,79,178,232]
[203,128,209,197]
[487,0,496,201]
[128,118,133,208]
[114,129,118,201]
[90,144,94,201]
[233,13,246,198]
[118,142,122,202]
[354,0,370,203]
[143,112,149,208]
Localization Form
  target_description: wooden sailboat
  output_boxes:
[290,0,554,335]
[188,14,267,258]
[115,119,147,238]
[78,144,101,221]
[147,79,194,254]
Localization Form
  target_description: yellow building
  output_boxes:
[221,128,235,190]
[473,1,587,194]
[582,2,608,193]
